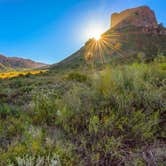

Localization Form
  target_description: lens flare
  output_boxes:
[94,34,101,40]
[84,30,124,64]
[85,23,105,41]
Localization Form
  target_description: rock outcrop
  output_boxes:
[111,6,158,28]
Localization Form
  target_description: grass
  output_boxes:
[0,55,165,165]
[0,70,47,79]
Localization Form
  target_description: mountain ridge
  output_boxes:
[0,54,47,71]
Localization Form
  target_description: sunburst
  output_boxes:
[84,30,127,64]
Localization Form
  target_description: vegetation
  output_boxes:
[0,54,165,165]
[0,70,47,79]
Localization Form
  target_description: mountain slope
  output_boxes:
[0,54,47,70]
[52,6,166,70]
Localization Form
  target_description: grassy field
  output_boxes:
[0,70,47,79]
[0,55,165,165]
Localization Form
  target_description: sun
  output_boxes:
[88,28,102,41]
[85,23,105,41]
[94,33,101,41]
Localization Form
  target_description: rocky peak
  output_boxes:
[111,6,158,29]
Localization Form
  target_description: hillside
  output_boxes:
[52,6,166,70]
[0,54,47,71]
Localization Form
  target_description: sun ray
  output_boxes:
[84,28,131,64]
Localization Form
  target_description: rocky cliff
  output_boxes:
[111,6,158,28]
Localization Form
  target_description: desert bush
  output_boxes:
[30,92,58,125]
[9,78,24,88]
[51,63,164,164]
[67,72,88,82]
[18,73,24,77]
[0,104,20,119]
[154,54,166,63]
[7,154,61,166]
[0,60,165,165]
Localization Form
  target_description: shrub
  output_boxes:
[67,72,87,82]
[0,60,165,165]
[8,154,61,166]
[52,63,164,164]
[0,104,20,119]
[18,73,24,77]
[31,93,58,125]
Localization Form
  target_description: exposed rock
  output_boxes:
[111,6,158,29]
[142,25,166,35]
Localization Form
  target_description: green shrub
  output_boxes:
[0,104,20,119]
[52,63,164,164]
[0,60,165,165]
[31,93,58,125]
[67,72,88,82]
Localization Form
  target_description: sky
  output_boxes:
[0,0,165,64]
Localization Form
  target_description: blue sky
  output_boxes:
[0,0,165,64]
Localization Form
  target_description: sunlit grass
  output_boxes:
[0,70,47,79]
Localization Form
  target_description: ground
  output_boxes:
[0,54,165,165]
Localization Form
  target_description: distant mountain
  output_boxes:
[52,6,166,70]
[0,54,47,71]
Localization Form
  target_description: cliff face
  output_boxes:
[111,6,158,28]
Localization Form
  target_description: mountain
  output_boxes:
[111,6,158,28]
[0,54,47,71]
[52,6,166,70]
